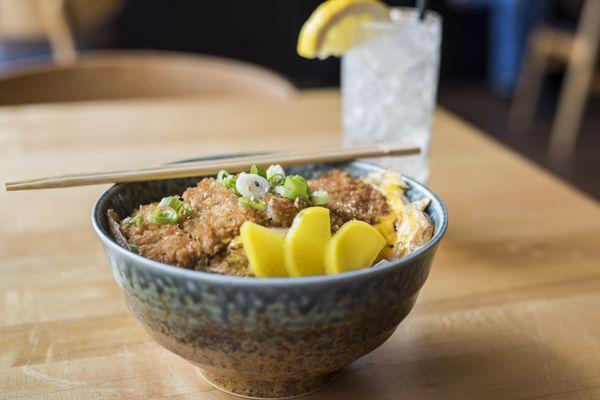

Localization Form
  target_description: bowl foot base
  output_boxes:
[199,368,341,399]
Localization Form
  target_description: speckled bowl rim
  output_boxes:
[91,159,448,288]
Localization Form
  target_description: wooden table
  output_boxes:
[1,90,599,399]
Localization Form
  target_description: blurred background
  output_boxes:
[0,0,598,198]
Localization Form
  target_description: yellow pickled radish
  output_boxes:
[284,207,331,276]
[240,221,287,277]
[325,220,386,274]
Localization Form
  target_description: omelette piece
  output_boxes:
[367,170,434,258]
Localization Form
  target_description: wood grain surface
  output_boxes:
[1,89,599,399]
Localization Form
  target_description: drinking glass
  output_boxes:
[342,8,442,183]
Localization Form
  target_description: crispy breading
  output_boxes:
[120,204,200,268]
[202,246,251,276]
[182,178,265,256]
[263,193,307,227]
[308,170,389,230]
[182,180,307,256]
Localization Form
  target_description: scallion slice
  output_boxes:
[268,175,284,187]
[310,190,329,205]
[273,175,310,202]
[218,171,239,194]
[123,214,144,225]
[250,164,267,179]
[217,170,229,182]
[129,243,139,254]
[238,196,266,210]
[147,206,179,224]
[266,164,285,187]
[158,196,184,214]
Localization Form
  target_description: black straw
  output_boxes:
[417,0,427,21]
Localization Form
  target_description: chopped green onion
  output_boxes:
[250,164,267,179]
[266,164,285,179]
[268,175,285,187]
[223,175,236,188]
[238,196,266,210]
[122,214,143,226]
[236,173,269,199]
[310,190,329,205]
[217,170,229,182]
[218,171,240,195]
[129,243,139,254]
[147,206,179,224]
[158,196,184,214]
[218,170,236,190]
[273,175,310,202]
[266,164,285,187]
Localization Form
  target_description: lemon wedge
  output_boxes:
[284,207,331,276]
[240,221,288,277]
[325,220,386,274]
[297,0,390,59]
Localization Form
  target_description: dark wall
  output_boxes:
[112,0,488,87]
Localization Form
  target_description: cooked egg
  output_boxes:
[368,170,433,258]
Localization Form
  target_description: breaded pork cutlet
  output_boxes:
[182,178,264,257]
[308,170,389,230]
[119,203,200,268]
[182,178,307,256]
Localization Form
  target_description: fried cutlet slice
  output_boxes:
[182,178,310,256]
[182,178,264,256]
[119,204,200,268]
[263,193,307,227]
[308,170,389,230]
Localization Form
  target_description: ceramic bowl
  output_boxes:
[92,159,448,399]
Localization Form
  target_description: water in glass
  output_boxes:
[342,8,442,183]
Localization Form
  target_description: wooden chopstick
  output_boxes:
[11,143,395,186]
[10,152,277,186]
[12,146,344,185]
[5,143,419,191]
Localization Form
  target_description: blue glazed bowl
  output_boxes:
[92,159,448,399]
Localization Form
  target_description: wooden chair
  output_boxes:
[508,0,600,160]
[0,0,121,66]
[0,51,297,105]
[0,0,296,105]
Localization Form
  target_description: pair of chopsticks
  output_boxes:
[4,143,420,191]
